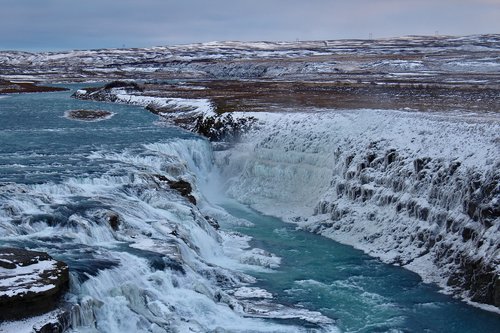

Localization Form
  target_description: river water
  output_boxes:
[0,87,499,332]
[221,202,500,333]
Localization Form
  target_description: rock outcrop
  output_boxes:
[0,247,69,321]
[152,174,197,205]
[64,109,113,122]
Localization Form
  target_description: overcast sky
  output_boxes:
[1,0,499,51]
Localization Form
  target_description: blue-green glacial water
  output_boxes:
[221,202,500,332]
[0,88,498,332]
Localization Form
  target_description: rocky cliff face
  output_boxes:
[310,146,499,306]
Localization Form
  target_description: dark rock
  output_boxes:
[168,179,197,205]
[366,153,377,164]
[495,277,500,307]
[463,171,499,225]
[194,113,255,142]
[204,215,220,230]
[65,109,113,122]
[0,248,69,321]
[361,187,374,202]
[145,103,161,114]
[0,258,16,269]
[345,154,355,167]
[152,175,197,205]
[385,149,397,166]
[107,211,121,231]
[104,80,143,91]
[448,161,461,175]
[34,310,71,333]
[168,179,193,197]
[413,157,431,173]
[461,227,476,242]
[445,219,454,232]
[417,206,430,221]
[447,257,499,307]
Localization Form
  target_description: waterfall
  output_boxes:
[1,136,336,332]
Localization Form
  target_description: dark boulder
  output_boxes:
[168,179,196,204]
[152,175,197,205]
[107,211,121,231]
[65,109,113,122]
[204,215,220,230]
[0,248,69,321]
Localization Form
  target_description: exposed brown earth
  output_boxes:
[0,79,67,94]
[139,80,500,114]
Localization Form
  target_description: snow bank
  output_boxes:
[113,88,214,116]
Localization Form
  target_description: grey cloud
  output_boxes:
[1,0,499,51]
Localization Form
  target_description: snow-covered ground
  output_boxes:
[0,258,60,297]
[1,34,499,85]
[103,88,214,116]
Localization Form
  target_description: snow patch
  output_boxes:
[0,259,59,297]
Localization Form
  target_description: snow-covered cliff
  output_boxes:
[215,109,500,309]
